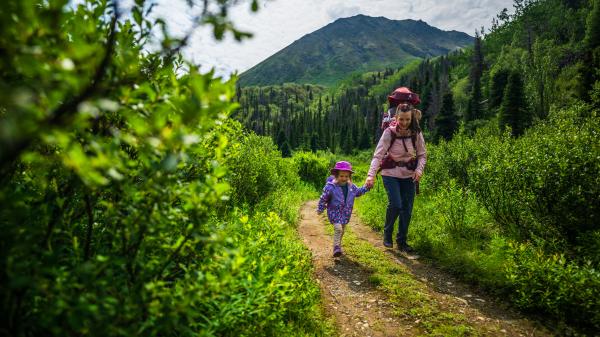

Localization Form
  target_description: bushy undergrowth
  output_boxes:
[292,151,331,190]
[0,1,332,330]
[197,210,331,337]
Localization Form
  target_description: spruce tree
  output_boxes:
[466,78,483,121]
[489,68,510,110]
[359,126,371,149]
[280,141,291,158]
[436,92,458,141]
[584,0,600,51]
[341,129,353,154]
[466,33,485,121]
[276,129,287,151]
[585,0,600,91]
[499,72,531,137]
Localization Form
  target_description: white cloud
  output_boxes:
[150,0,514,77]
[327,5,362,20]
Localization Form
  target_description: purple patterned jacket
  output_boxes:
[317,181,370,225]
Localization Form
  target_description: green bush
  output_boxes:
[225,132,299,207]
[470,105,600,244]
[354,180,388,231]
[468,132,535,240]
[206,119,301,208]
[256,182,317,224]
[432,179,495,242]
[514,106,600,242]
[425,121,501,191]
[506,242,600,330]
[2,51,235,337]
[194,211,332,336]
[292,151,330,190]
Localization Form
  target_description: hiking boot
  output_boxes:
[383,241,393,248]
[333,245,343,257]
[399,244,415,253]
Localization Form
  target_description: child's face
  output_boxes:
[397,110,412,130]
[336,171,350,184]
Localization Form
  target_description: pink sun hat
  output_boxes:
[330,161,354,175]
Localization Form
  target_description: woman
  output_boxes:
[365,87,426,253]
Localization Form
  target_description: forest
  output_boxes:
[237,0,599,151]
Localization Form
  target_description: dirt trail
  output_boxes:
[298,200,553,337]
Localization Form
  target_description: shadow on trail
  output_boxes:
[323,255,379,294]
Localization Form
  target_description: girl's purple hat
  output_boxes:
[331,161,354,174]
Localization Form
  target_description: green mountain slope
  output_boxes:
[238,15,473,87]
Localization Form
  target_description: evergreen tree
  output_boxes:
[584,0,600,51]
[499,72,531,137]
[341,128,353,154]
[436,92,458,141]
[584,0,600,96]
[489,68,510,110]
[359,125,371,149]
[309,133,318,152]
[563,0,584,9]
[276,129,287,150]
[466,33,485,121]
[280,141,292,157]
[466,77,483,121]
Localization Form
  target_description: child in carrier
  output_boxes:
[381,87,422,130]
[317,161,370,257]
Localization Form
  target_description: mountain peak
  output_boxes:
[239,16,473,87]
[332,15,434,27]
[335,14,386,21]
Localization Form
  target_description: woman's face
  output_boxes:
[396,110,412,130]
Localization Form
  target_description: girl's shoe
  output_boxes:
[383,241,393,248]
[333,245,342,257]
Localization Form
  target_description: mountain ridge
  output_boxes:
[238,15,473,87]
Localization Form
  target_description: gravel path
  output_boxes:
[298,200,554,337]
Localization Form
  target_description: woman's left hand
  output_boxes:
[413,171,422,182]
[365,176,375,189]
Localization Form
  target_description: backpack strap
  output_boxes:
[397,133,418,162]
[400,134,416,153]
[401,137,408,152]
[386,130,398,153]
[377,131,399,175]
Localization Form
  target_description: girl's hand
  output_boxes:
[413,171,422,182]
[365,176,375,188]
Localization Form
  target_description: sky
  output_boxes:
[151,0,515,77]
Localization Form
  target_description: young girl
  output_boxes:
[317,161,370,257]
[365,96,427,253]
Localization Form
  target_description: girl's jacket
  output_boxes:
[317,181,369,225]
